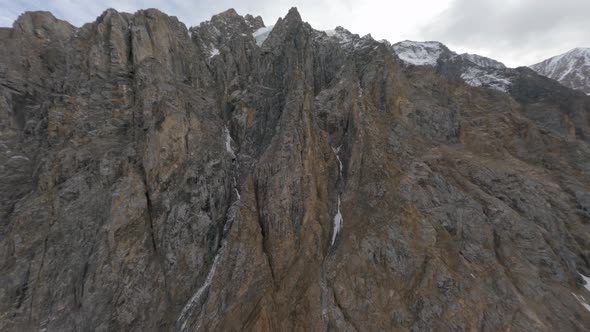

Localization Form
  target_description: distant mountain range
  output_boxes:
[391,40,590,95]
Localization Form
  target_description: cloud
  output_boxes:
[418,0,590,66]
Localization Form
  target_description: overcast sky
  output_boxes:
[0,0,588,67]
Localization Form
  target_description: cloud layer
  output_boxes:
[0,0,588,67]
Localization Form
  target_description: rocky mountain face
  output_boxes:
[531,47,590,95]
[1,7,590,331]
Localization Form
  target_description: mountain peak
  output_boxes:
[209,8,245,26]
[530,47,590,94]
[13,10,75,38]
[244,14,265,31]
[285,7,302,22]
[218,8,239,17]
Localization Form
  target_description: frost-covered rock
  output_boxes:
[461,66,512,92]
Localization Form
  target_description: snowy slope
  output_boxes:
[392,41,445,66]
[530,48,590,95]
[461,67,511,92]
[392,40,511,92]
[459,53,506,69]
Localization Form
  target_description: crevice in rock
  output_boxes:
[330,145,344,248]
[176,243,224,331]
[28,235,48,323]
[332,286,360,332]
[15,264,31,310]
[253,178,276,283]
[176,171,241,331]
[144,190,158,253]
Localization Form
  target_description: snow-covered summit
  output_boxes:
[392,41,446,66]
[391,40,512,93]
[530,47,590,95]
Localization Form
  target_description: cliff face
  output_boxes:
[1,7,590,331]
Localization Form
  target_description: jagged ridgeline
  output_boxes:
[1,6,590,331]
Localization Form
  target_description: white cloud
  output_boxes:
[418,0,590,67]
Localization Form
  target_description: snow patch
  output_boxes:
[581,273,590,293]
[209,47,220,58]
[177,250,223,330]
[573,293,590,313]
[253,25,274,46]
[10,155,30,161]
[331,197,343,246]
[393,41,444,66]
[332,146,343,176]
[224,126,235,158]
[331,146,344,246]
[461,67,512,92]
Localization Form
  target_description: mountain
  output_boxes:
[391,40,449,66]
[1,7,590,332]
[390,40,506,69]
[531,47,590,95]
[392,40,513,92]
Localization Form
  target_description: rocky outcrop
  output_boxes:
[1,7,590,332]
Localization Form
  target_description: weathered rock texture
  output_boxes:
[1,7,590,332]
